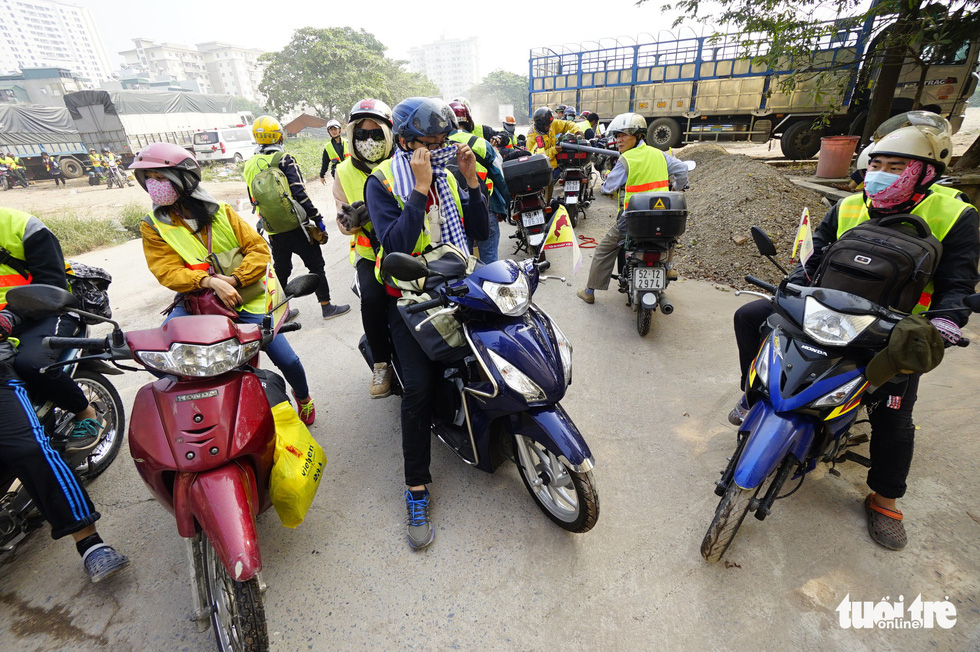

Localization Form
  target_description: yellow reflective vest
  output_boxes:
[449,131,494,196]
[325,138,350,164]
[336,159,377,264]
[619,142,670,211]
[0,208,36,309]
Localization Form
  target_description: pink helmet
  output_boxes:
[129,142,200,191]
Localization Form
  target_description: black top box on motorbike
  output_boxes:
[555,140,594,168]
[502,153,552,196]
[623,192,688,239]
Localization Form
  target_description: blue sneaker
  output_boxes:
[66,418,104,452]
[82,544,130,583]
[405,490,434,549]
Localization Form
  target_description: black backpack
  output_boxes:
[813,214,943,313]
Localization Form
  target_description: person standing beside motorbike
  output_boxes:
[576,113,689,304]
[131,143,321,426]
[364,97,489,549]
[246,115,350,322]
[730,122,979,550]
[332,98,396,399]
[40,152,66,188]
[527,107,585,202]
[320,119,350,182]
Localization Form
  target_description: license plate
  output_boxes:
[565,180,580,192]
[634,266,666,290]
[522,210,545,227]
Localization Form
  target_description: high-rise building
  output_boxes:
[408,37,479,101]
[0,0,113,84]
[197,42,266,104]
[119,39,213,94]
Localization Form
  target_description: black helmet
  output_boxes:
[532,107,554,134]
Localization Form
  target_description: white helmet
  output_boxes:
[326,119,342,131]
[868,124,952,174]
[873,111,952,142]
[856,144,872,172]
[608,112,647,137]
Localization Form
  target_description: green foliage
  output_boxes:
[200,160,245,183]
[258,27,439,120]
[118,202,146,237]
[43,210,140,256]
[283,138,330,181]
[233,96,268,117]
[468,70,530,122]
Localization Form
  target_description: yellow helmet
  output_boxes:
[252,115,283,145]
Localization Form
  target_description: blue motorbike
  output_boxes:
[702,227,978,562]
[361,248,598,533]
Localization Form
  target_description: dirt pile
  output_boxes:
[673,144,827,288]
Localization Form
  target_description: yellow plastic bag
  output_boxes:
[268,401,326,528]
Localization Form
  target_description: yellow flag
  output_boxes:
[264,264,288,328]
[542,205,582,275]
[791,207,813,266]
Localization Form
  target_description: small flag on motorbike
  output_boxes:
[543,205,582,275]
[791,207,814,272]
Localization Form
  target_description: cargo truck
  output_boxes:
[528,17,979,158]
[0,104,88,179]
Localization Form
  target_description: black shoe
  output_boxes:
[321,303,351,320]
[285,308,300,323]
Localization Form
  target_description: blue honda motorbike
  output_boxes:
[360,248,598,533]
[702,227,977,562]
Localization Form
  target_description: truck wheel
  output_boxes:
[646,118,682,150]
[59,157,84,179]
[780,121,822,159]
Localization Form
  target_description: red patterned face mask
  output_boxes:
[867,159,937,209]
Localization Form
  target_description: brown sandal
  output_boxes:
[865,493,907,550]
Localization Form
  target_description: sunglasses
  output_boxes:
[354,128,386,142]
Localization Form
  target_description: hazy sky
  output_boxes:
[70,0,703,78]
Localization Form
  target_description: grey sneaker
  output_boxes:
[65,418,104,452]
[728,395,750,426]
[82,544,130,583]
[405,489,434,549]
[321,303,351,320]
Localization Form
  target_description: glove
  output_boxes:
[931,317,962,347]
[0,310,15,341]
[337,201,369,231]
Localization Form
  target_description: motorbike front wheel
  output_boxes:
[513,434,598,533]
[700,483,759,562]
[199,533,269,652]
[67,370,125,480]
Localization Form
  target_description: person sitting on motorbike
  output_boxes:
[130,143,320,425]
[449,98,512,149]
[501,115,517,147]
[730,121,979,550]
[364,97,489,549]
[2,153,29,188]
[527,107,585,201]
[576,112,690,304]
[575,111,597,140]
[563,106,578,122]
[88,149,106,180]
[0,207,129,582]
[332,98,397,399]
[320,119,350,182]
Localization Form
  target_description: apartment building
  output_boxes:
[408,37,480,100]
[197,42,266,104]
[119,38,214,94]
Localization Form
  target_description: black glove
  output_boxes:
[0,310,16,341]
[337,201,369,231]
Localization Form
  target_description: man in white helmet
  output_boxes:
[320,118,350,181]
[731,121,979,551]
[577,112,689,304]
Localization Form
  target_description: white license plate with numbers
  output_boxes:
[634,267,666,290]
[522,210,545,227]
[564,180,580,192]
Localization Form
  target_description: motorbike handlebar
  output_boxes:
[278,322,302,334]
[406,296,446,315]
[745,275,777,294]
[538,260,551,272]
[43,336,108,351]
[957,336,971,347]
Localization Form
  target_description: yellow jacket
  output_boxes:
[527,119,585,168]
[140,203,271,294]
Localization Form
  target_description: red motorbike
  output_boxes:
[43,275,318,652]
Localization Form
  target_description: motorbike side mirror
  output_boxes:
[381,252,428,281]
[285,274,319,298]
[4,284,80,319]
[964,293,980,313]
[750,226,778,256]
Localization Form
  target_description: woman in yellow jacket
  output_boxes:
[130,143,318,425]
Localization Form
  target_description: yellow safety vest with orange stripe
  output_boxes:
[449,131,494,196]
[370,158,462,287]
[836,191,971,313]
[145,205,268,314]
[336,159,377,265]
[619,142,669,211]
[325,138,350,163]
[0,208,36,309]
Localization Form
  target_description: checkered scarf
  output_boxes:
[391,145,469,253]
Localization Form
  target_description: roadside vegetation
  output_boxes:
[198,138,327,184]
[40,202,145,256]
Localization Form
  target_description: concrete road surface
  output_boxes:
[1,190,979,651]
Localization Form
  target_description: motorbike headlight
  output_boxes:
[487,349,545,402]
[803,297,876,346]
[812,376,866,408]
[137,338,260,378]
[754,337,772,387]
[548,316,572,385]
[483,272,531,316]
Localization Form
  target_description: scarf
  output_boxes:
[391,145,468,252]
[868,160,937,210]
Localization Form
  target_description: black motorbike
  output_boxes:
[502,153,555,257]
[554,137,595,226]
[0,286,127,560]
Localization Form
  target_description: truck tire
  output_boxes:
[646,118,682,151]
[59,157,84,179]
[780,121,822,159]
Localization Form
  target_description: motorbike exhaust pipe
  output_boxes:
[660,298,674,315]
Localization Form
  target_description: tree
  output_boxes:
[467,70,529,123]
[258,27,393,119]
[658,0,980,149]
[233,96,267,117]
[380,61,441,105]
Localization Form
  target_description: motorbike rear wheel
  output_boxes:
[637,307,653,336]
[513,434,598,533]
[67,370,125,480]
[700,483,759,562]
[199,533,269,652]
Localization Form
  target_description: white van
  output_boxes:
[193,127,256,164]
